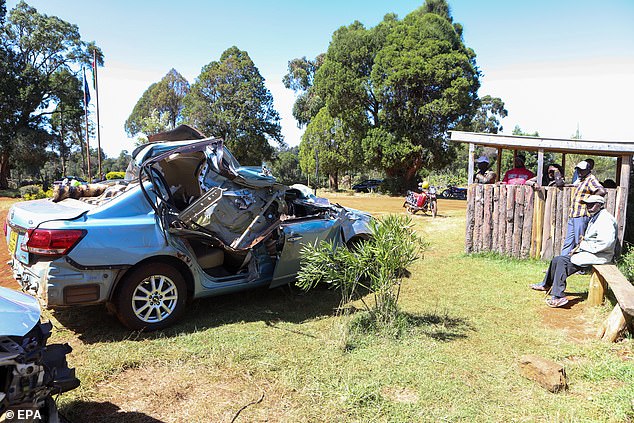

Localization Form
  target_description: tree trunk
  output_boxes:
[329,171,339,191]
[0,151,11,189]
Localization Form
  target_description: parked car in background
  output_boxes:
[53,175,87,186]
[352,179,383,193]
[6,138,372,330]
[0,287,79,420]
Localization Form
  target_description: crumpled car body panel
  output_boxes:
[5,138,372,318]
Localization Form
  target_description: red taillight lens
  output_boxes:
[3,220,6,237]
[24,229,86,256]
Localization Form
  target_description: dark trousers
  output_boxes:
[541,255,584,298]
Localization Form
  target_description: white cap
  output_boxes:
[476,156,489,164]
[576,160,590,170]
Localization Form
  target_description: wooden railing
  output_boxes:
[465,185,622,260]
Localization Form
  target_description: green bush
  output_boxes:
[297,214,424,335]
[106,171,126,180]
[20,185,52,200]
[19,185,42,197]
[617,243,634,283]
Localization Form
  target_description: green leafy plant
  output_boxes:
[21,185,52,200]
[106,171,126,180]
[297,214,423,334]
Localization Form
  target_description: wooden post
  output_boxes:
[616,155,631,246]
[512,186,525,258]
[505,186,515,254]
[498,184,507,254]
[492,185,500,252]
[521,186,534,258]
[465,185,476,253]
[560,187,571,252]
[496,147,503,182]
[532,188,545,259]
[483,185,493,251]
[468,143,475,185]
[474,184,484,252]
[587,269,607,306]
[561,153,566,177]
[541,188,554,260]
[553,189,564,256]
[536,149,544,187]
[597,305,629,342]
[616,156,622,184]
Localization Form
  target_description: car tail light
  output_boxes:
[3,219,6,236]
[23,229,86,256]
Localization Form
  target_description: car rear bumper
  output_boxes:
[9,258,119,307]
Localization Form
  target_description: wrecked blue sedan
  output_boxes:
[5,138,371,330]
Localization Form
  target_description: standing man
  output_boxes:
[561,160,606,255]
[501,154,534,185]
[531,195,617,307]
[474,156,497,184]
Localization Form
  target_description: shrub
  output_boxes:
[297,214,423,334]
[20,185,53,200]
[19,185,42,197]
[618,243,634,283]
[106,171,126,180]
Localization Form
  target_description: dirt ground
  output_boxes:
[0,197,595,342]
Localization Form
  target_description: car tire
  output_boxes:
[114,263,187,331]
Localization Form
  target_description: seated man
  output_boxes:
[530,195,617,307]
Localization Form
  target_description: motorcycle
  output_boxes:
[440,184,467,200]
[403,186,438,217]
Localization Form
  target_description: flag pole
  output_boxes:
[93,50,102,180]
[83,67,91,181]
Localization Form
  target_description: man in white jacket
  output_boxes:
[530,195,617,308]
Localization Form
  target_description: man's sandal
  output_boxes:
[530,283,548,291]
[545,296,569,308]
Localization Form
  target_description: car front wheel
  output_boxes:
[115,263,187,331]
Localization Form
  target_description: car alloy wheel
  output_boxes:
[115,263,187,330]
[132,275,179,323]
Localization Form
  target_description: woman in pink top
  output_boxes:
[502,154,534,185]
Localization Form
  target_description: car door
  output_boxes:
[270,217,340,288]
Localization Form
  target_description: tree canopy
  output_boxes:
[289,0,482,190]
[0,1,103,186]
[125,68,190,138]
[183,46,283,165]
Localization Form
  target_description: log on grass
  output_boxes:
[519,355,568,393]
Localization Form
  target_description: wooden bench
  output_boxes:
[588,264,634,342]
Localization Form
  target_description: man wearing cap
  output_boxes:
[531,195,617,307]
[561,160,606,255]
[501,154,534,185]
[474,156,497,184]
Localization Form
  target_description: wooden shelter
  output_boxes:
[449,131,634,260]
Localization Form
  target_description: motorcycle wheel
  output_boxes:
[441,189,451,199]
[431,200,437,218]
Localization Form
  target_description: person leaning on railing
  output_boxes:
[474,155,497,184]
[525,163,565,187]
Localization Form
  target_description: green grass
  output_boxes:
[45,196,633,422]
